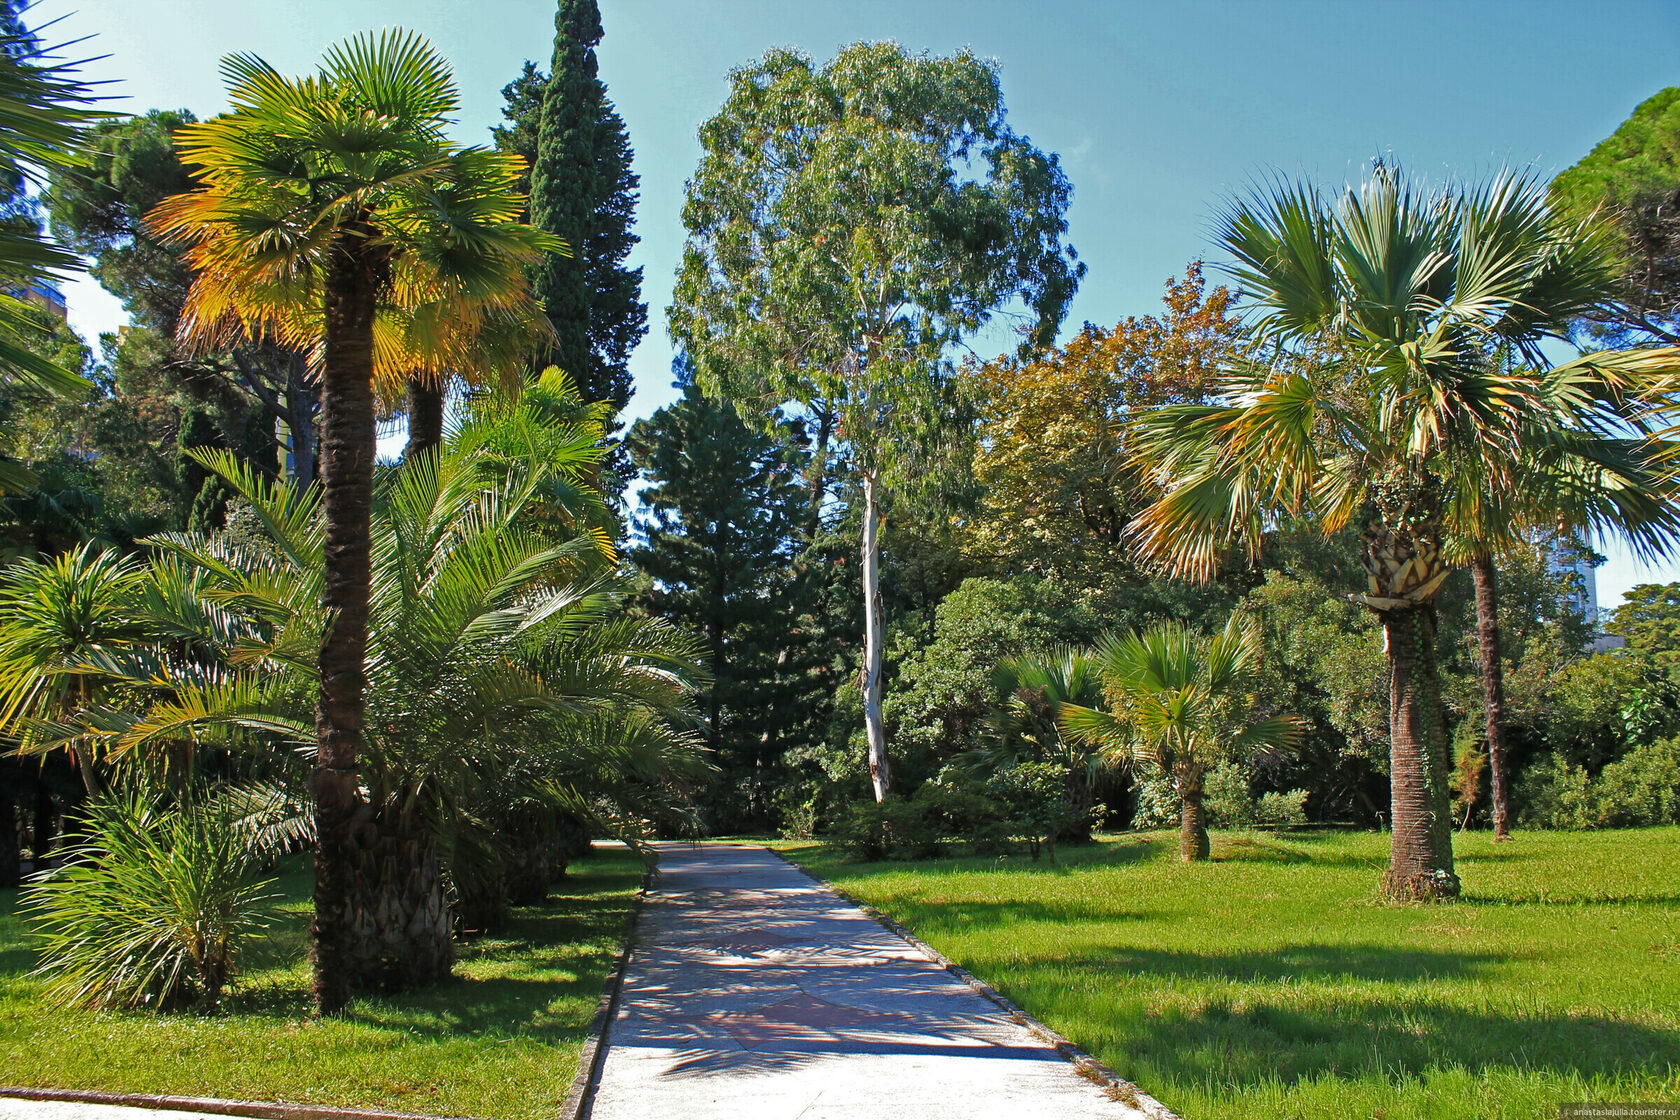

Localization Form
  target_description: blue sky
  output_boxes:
[30,0,1680,606]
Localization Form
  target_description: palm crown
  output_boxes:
[1133,167,1680,587]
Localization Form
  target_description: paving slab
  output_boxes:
[585,842,1149,1120]
[0,1104,226,1120]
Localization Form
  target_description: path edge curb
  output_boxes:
[555,855,658,1120]
[768,847,1183,1120]
[0,1087,490,1120]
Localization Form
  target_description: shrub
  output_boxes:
[837,797,941,861]
[1591,738,1680,827]
[1130,771,1180,830]
[985,762,1081,860]
[26,790,281,1010]
[1517,753,1597,829]
[1203,762,1255,827]
[1255,789,1310,826]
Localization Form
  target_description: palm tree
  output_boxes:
[0,544,148,796]
[1131,166,1680,897]
[0,26,100,489]
[1063,618,1301,861]
[968,647,1110,839]
[68,384,704,990]
[145,30,560,1012]
[1451,379,1680,841]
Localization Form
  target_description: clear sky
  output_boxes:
[28,0,1680,608]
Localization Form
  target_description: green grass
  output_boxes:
[777,828,1680,1120]
[0,849,645,1120]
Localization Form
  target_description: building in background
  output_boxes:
[12,278,66,321]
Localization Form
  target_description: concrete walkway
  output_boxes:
[585,843,1150,1120]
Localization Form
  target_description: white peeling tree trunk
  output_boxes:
[861,468,891,802]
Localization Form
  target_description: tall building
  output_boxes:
[12,278,66,320]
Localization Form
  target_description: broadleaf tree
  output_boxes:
[670,42,1083,801]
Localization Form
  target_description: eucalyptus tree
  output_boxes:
[145,30,559,1012]
[1130,166,1680,898]
[670,42,1083,800]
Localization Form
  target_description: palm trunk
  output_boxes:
[1380,606,1460,899]
[403,376,446,461]
[1472,553,1511,841]
[313,227,383,1015]
[346,805,454,988]
[31,783,54,864]
[1178,768,1210,861]
[861,468,890,802]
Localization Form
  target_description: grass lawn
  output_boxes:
[0,846,645,1120]
[778,828,1680,1120]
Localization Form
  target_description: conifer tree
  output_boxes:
[627,361,816,828]
[500,0,645,419]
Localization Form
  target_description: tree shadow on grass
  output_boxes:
[226,889,637,1042]
[1117,992,1680,1095]
[1076,942,1508,985]
[895,898,1155,929]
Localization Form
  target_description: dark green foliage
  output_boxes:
[626,375,817,832]
[45,109,198,333]
[838,797,941,861]
[984,761,1080,861]
[1519,738,1680,829]
[884,576,1104,785]
[1608,581,1680,668]
[508,0,645,419]
[1549,88,1680,345]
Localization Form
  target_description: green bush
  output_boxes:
[1255,789,1310,826]
[985,762,1081,860]
[26,790,281,1011]
[1130,771,1180,829]
[1517,741,1680,829]
[1593,738,1680,827]
[837,797,942,861]
[1203,762,1255,827]
[1517,753,1597,829]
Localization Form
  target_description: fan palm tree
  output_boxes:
[145,30,561,1011]
[1449,366,1680,841]
[1131,165,1680,898]
[1063,618,1302,861]
[968,647,1110,837]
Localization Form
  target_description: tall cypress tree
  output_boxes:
[500,0,645,419]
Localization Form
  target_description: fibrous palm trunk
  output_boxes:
[860,468,890,802]
[285,349,318,490]
[403,376,446,461]
[346,806,454,989]
[0,789,18,888]
[313,226,384,1015]
[1472,553,1511,841]
[1380,606,1460,899]
[1355,515,1461,901]
[1177,767,1210,861]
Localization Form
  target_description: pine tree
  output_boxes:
[501,0,645,419]
[627,365,817,830]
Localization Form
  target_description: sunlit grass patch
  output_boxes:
[779,828,1680,1120]
[0,848,644,1120]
